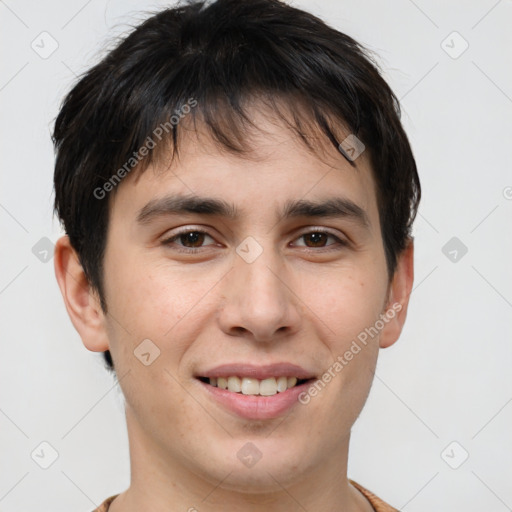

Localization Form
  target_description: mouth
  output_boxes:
[194,363,317,420]
[196,376,313,396]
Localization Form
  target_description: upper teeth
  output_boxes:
[209,376,299,396]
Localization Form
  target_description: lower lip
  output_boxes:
[197,379,314,420]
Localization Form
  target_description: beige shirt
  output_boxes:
[92,480,399,511]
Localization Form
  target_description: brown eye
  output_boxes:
[178,231,207,248]
[302,232,330,247]
[293,230,346,249]
[162,229,216,252]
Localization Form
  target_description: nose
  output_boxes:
[217,248,303,343]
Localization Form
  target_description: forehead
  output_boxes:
[110,106,380,230]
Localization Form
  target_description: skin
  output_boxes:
[55,106,414,512]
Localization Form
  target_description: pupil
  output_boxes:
[306,233,326,247]
[181,232,204,247]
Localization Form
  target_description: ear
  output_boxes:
[54,235,110,352]
[379,238,414,349]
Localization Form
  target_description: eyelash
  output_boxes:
[161,227,348,254]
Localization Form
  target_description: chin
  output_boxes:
[197,437,313,490]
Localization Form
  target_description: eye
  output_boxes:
[292,229,347,250]
[161,227,347,254]
[161,229,216,252]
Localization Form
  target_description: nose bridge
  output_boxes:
[242,250,283,307]
[218,242,301,341]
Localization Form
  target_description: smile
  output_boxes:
[198,376,308,396]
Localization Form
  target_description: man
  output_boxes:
[53,0,420,510]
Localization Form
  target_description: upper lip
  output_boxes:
[196,363,316,380]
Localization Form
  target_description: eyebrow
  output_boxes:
[136,194,370,229]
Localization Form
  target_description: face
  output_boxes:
[86,108,406,491]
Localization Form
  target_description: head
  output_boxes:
[53,0,419,495]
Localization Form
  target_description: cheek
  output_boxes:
[106,251,180,327]
[308,266,387,347]
[302,265,386,402]
[104,253,223,364]
[102,259,201,422]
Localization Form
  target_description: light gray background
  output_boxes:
[1,0,511,511]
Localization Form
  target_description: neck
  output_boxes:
[109,406,373,512]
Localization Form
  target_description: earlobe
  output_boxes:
[379,239,415,349]
[54,235,110,352]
